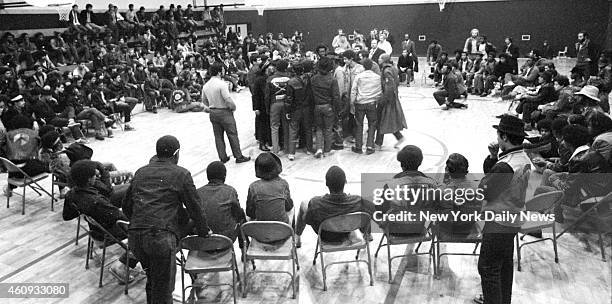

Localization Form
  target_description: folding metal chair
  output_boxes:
[313,212,373,291]
[556,192,612,262]
[516,191,564,271]
[433,221,482,279]
[374,215,435,283]
[240,221,299,299]
[179,235,240,304]
[65,199,89,246]
[83,215,131,295]
[1,157,54,215]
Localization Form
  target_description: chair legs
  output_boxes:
[99,241,106,287]
[552,224,559,263]
[319,248,327,291]
[366,239,373,286]
[374,234,385,257]
[124,249,129,295]
[291,249,297,299]
[21,185,26,215]
[516,235,522,272]
[181,259,186,304]
[312,238,319,265]
[75,216,81,246]
[232,259,238,304]
[242,251,248,298]
[598,232,607,262]
[85,236,92,270]
[386,238,392,283]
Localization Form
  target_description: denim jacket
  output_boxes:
[123,157,209,236]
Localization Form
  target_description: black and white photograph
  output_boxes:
[0,0,610,303]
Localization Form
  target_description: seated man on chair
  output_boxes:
[197,161,247,248]
[62,160,139,284]
[377,145,440,236]
[294,166,375,247]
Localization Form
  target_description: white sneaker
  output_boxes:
[67,119,81,127]
[441,104,449,110]
[393,137,407,149]
[288,154,295,161]
[3,185,12,198]
[314,149,323,159]
[59,188,67,199]
[503,81,515,87]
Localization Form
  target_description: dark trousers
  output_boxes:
[313,104,335,152]
[114,98,137,123]
[288,106,313,154]
[129,229,177,304]
[485,75,500,93]
[515,99,539,124]
[209,109,243,160]
[478,222,518,304]
[375,131,402,146]
[354,102,378,149]
[48,117,84,139]
[434,90,467,109]
[255,112,271,146]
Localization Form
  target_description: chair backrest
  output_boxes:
[319,212,371,234]
[525,191,563,213]
[82,215,128,249]
[241,221,294,244]
[253,197,290,223]
[180,235,234,252]
[0,157,27,175]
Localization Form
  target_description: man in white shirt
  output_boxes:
[201,62,251,164]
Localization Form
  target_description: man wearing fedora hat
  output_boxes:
[574,85,608,113]
[475,115,533,304]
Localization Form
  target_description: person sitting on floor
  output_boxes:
[294,165,375,247]
[62,160,139,284]
[172,79,205,113]
[196,161,247,248]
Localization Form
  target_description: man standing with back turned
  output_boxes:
[202,62,251,164]
[123,135,211,304]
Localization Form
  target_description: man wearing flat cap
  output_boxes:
[123,135,210,304]
[475,115,533,304]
